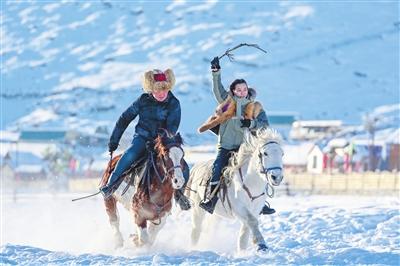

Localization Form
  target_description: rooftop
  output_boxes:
[293,120,343,128]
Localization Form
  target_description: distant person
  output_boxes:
[198,57,276,215]
[99,69,190,210]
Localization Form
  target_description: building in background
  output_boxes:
[1,151,48,180]
[307,144,325,174]
[268,112,298,140]
[282,142,314,173]
[290,120,343,141]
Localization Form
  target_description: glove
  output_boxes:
[108,142,118,153]
[240,119,252,128]
[210,56,220,71]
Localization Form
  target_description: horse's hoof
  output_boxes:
[114,240,123,249]
[257,243,268,251]
[130,233,140,246]
[114,235,124,249]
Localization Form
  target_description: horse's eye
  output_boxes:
[263,152,268,156]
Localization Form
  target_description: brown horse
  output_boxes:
[100,132,185,248]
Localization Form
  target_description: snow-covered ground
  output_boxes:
[1,193,399,265]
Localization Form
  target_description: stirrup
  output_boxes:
[100,184,116,199]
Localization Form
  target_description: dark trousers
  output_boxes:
[108,134,190,188]
[210,147,237,185]
[108,135,147,185]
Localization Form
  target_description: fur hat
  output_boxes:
[142,69,175,93]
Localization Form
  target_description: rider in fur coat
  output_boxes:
[100,69,191,210]
[199,57,276,215]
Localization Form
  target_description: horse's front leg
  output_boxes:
[147,215,168,246]
[235,208,267,251]
[191,205,206,246]
[132,213,149,247]
[246,213,267,251]
[238,223,250,250]
[104,197,123,248]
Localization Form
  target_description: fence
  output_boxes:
[2,172,399,196]
[281,172,399,196]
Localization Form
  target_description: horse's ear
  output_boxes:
[174,132,183,145]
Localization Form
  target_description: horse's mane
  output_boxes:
[223,127,282,178]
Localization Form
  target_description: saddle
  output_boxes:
[99,153,148,192]
[199,161,235,210]
[100,150,189,196]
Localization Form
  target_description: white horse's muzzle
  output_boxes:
[267,169,283,186]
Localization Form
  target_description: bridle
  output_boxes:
[237,140,284,201]
[258,141,283,174]
[159,144,185,181]
[258,141,283,197]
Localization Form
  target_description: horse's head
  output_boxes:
[255,128,284,186]
[154,130,185,190]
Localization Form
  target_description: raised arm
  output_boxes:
[210,57,228,103]
[212,70,229,103]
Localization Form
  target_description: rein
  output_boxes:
[142,143,183,220]
[151,150,164,183]
[258,141,283,174]
[238,168,265,202]
[258,141,284,198]
[236,140,282,202]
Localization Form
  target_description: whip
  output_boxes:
[217,43,267,61]
[71,152,114,202]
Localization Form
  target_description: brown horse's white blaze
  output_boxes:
[169,146,185,189]
[102,133,185,248]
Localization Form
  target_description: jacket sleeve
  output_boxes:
[212,70,229,103]
[109,97,140,144]
[166,99,181,135]
[250,109,270,130]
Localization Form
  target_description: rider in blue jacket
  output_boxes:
[100,69,190,210]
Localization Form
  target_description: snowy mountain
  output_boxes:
[2,1,399,142]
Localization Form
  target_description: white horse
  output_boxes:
[186,128,284,252]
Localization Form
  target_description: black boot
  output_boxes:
[259,202,276,215]
[100,174,121,199]
[199,184,219,214]
[174,189,191,210]
[100,184,116,199]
